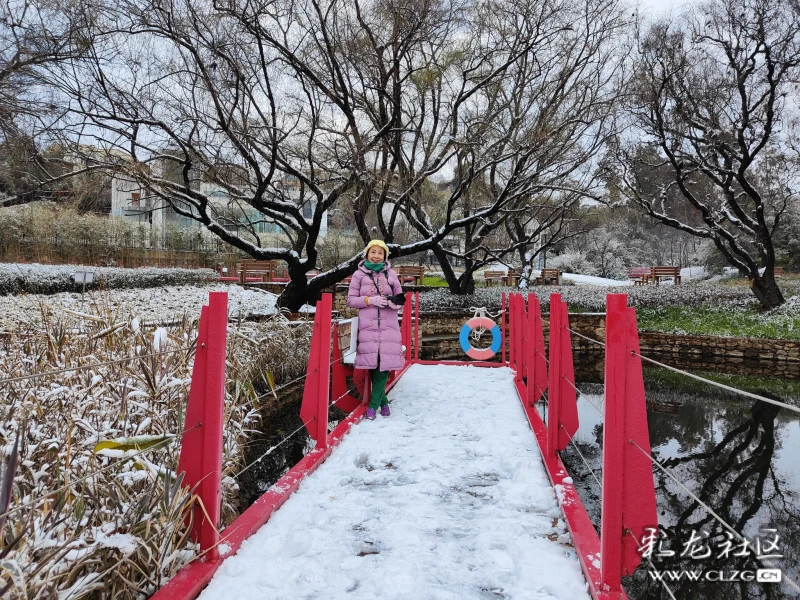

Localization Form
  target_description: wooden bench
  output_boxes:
[270,263,291,283]
[218,265,239,282]
[503,268,522,287]
[627,267,651,286]
[237,260,279,283]
[536,268,562,286]
[395,265,425,286]
[483,270,506,286]
[651,266,681,285]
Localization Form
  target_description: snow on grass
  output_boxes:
[0,283,279,331]
[0,284,312,599]
[200,365,589,600]
[420,279,800,313]
[0,261,214,295]
[418,278,800,339]
[636,299,800,340]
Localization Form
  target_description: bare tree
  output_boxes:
[614,0,800,309]
[427,187,588,294]
[390,0,628,293]
[52,0,626,308]
[0,0,97,206]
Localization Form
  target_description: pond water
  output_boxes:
[543,369,800,600]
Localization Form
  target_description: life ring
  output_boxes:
[459,316,502,360]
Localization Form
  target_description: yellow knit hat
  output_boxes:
[364,239,389,259]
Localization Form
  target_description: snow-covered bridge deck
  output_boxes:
[199,364,589,600]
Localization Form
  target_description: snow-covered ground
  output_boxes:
[0,283,280,330]
[0,261,213,295]
[561,272,632,286]
[200,364,589,600]
[562,266,720,286]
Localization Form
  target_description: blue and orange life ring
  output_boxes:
[459,316,502,360]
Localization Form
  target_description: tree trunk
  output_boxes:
[451,272,476,295]
[750,273,784,310]
[277,255,363,311]
[434,246,477,295]
[432,246,461,293]
[277,278,311,312]
[518,248,534,289]
[277,259,327,312]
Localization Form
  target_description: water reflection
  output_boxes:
[555,375,800,600]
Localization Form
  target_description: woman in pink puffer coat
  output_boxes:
[347,239,405,420]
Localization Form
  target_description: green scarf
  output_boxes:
[364,261,385,273]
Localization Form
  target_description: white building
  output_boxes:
[110,166,327,240]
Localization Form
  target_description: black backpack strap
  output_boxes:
[368,270,383,296]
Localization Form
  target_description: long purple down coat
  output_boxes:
[347,260,405,371]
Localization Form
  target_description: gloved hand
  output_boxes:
[387,293,406,306]
[368,295,389,308]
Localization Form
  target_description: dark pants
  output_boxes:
[368,356,390,409]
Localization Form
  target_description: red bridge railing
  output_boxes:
[155,291,421,599]
[506,291,658,599]
[158,289,658,600]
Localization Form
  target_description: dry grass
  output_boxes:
[0,292,312,598]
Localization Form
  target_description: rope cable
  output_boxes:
[624,531,679,600]
[561,425,602,489]
[632,352,800,415]
[560,375,604,416]
[628,439,800,595]
[565,327,605,348]
[235,386,359,478]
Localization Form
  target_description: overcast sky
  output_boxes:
[637,0,690,15]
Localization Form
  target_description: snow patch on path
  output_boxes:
[200,364,589,600]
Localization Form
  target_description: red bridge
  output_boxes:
[149,291,715,599]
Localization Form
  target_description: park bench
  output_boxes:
[483,270,507,286]
[271,263,291,283]
[218,265,239,282]
[627,267,651,286]
[395,265,425,285]
[238,260,277,283]
[503,268,522,287]
[536,268,562,286]
[650,266,681,285]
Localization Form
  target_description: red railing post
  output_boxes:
[547,294,563,458]
[401,292,412,362]
[547,294,578,458]
[330,322,360,413]
[527,293,548,406]
[509,294,515,372]
[601,294,659,591]
[516,294,527,384]
[517,293,523,379]
[512,294,521,382]
[177,291,228,558]
[414,291,420,362]
[527,294,537,406]
[501,292,507,365]
[300,293,332,450]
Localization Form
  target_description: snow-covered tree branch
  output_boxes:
[613,0,800,309]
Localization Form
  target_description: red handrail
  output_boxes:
[176,291,228,559]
